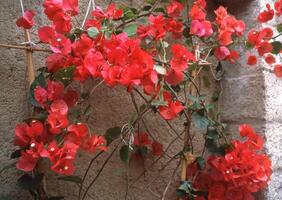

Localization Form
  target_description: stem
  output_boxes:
[0,43,51,52]
[81,141,121,200]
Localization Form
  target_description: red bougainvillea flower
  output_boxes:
[47,80,65,101]
[226,50,240,64]
[82,135,108,153]
[47,112,68,134]
[63,0,79,15]
[165,19,184,39]
[275,0,282,16]
[50,99,68,115]
[38,26,56,43]
[214,46,230,60]
[247,55,257,65]
[257,4,274,23]
[65,123,88,145]
[165,69,184,86]
[92,3,123,20]
[274,64,282,77]
[264,54,276,64]
[63,89,79,107]
[166,0,184,17]
[170,44,195,72]
[16,10,35,29]
[14,120,44,147]
[17,141,45,172]
[151,141,163,156]
[159,92,185,120]
[218,30,233,46]
[189,0,206,21]
[257,41,273,56]
[49,143,79,175]
[190,20,213,38]
[134,132,151,147]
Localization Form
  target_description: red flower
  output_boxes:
[257,41,273,56]
[265,54,276,64]
[82,135,108,153]
[49,143,79,175]
[92,3,123,20]
[50,33,72,55]
[170,44,195,72]
[16,10,35,29]
[165,69,184,86]
[189,2,206,21]
[47,112,68,134]
[72,34,94,57]
[214,46,230,60]
[65,123,88,145]
[275,0,282,16]
[43,0,63,20]
[134,132,151,147]
[47,80,65,101]
[165,19,183,39]
[247,55,257,65]
[63,89,79,107]
[14,120,44,147]
[38,26,56,43]
[274,64,282,77]
[34,86,48,107]
[151,141,163,156]
[53,12,72,34]
[159,100,184,120]
[226,50,240,63]
[17,141,44,172]
[63,0,79,16]
[257,4,274,23]
[218,30,233,46]
[50,99,68,115]
[46,53,72,73]
[190,20,213,38]
[166,1,184,17]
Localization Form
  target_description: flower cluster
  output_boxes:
[246,0,282,77]
[188,125,272,200]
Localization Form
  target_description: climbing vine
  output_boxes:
[2,0,282,199]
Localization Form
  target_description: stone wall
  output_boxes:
[0,0,281,200]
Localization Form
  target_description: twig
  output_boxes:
[0,43,51,52]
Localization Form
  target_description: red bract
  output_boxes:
[274,64,282,77]
[65,123,88,144]
[166,1,184,17]
[257,41,273,56]
[16,10,35,29]
[49,143,79,175]
[82,135,108,153]
[189,0,206,21]
[165,19,184,39]
[47,112,68,134]
[214,46,230,60]
[247,55,257,66]
[50,99,68,115]
[159,100,184,120]
[92,3,123,20]
[190,20,213,38]
[191,125,272,200]
[265,54,276,64]
[165,69,184,86]
[134,132,151,147]
[14,120,44,147]
[151,141,163,156]
[47,80,65,101]
[63,0,79,15]
[170,44,195,72]
[257,4,274,23]
[275,0,282,16]
[38,26,56,43]
[17,142,44,172]
[63,89,79,107]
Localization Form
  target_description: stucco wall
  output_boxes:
[0,0,279,200]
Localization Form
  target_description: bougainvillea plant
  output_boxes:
[3,0,282,199]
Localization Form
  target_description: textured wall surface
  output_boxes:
[0,0,280,200]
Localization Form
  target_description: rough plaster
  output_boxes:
[0,0,280,200]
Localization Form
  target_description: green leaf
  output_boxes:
[277,23,282,33]
[196,156,205,170]
[192,112,209,130]
[120,145,130,164]
[104,127,122,145]
[176,181,192,196]
[123,24,137,37]
[53,66,76,86]
[17,173,43,191]
[87,27,99,38]
[206,138,225,155]
[28,73,47,107]
[57,176,82,185]
[271,41,282,54]
[154,65,167,75]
